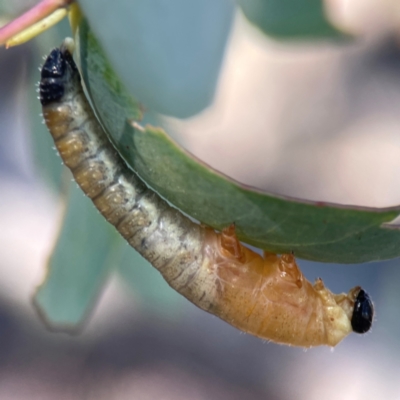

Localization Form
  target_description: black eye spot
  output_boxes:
[351,289,374,334]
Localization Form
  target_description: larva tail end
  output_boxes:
[40,38,79,106]
[351,289,374,334]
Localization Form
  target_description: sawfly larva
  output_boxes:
[39,38,374,347]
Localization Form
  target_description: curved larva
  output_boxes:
[39,38,374,347]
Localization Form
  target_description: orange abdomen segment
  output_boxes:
[202,227,352,347]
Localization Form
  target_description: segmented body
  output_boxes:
[39,39,373,347]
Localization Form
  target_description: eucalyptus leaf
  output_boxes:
[77,0,235,118]
[77,19,400,264]
[33,180,120,331]
[236,0,343,38]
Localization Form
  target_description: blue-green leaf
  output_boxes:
[33,180,120,331]
[236,0,343,38]
[77,0,235,118]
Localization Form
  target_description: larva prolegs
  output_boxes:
[220,224,245,261]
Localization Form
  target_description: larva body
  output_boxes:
[39,39,373,347]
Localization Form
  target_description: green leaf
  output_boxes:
[77,20,400,264]
[76,0,234,118]
[236,0,343,38]
[33,179,120,331]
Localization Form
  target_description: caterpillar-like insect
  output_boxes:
[39,38,373,347]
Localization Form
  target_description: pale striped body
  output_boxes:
[39,39,373,347]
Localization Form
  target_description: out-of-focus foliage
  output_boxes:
[34,180,119,329]
[0,0,38,17]
[236,0,342,38]
[77,0,235,118]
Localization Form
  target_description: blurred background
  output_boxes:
[1,0,400,399]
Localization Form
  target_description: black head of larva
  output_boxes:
[40,46,80,106]
[351,289,374,334]
[41,48,66,79]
